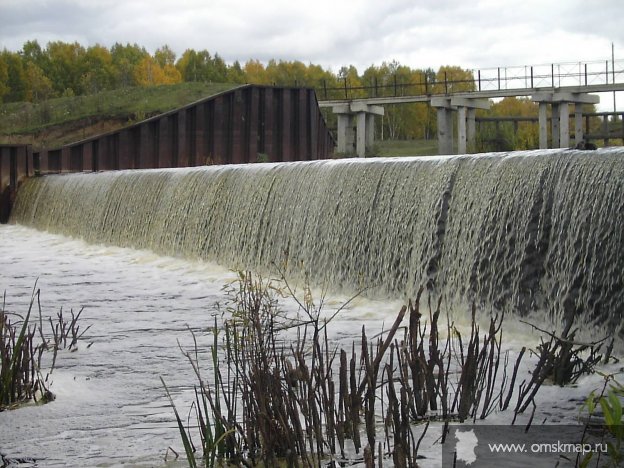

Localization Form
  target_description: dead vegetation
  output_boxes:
[164,271,613,467]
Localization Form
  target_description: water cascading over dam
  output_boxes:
[10,149,624,345]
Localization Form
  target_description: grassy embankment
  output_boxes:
[0,82,237,150]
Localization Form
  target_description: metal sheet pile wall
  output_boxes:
[0,144,33,223]
[34,85,334,174]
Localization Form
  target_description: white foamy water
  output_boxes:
[0,224,620,467]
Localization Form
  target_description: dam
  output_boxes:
[9,148,624,345]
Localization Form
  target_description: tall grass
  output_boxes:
[164,271,611,466]
[0,284,90,410]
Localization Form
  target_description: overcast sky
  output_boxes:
[1,0,622,108]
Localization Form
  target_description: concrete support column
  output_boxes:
[574,104,584,144]
[436,107,454,155]
[457,106,467,154]
[332,103,384,157]
[448,97,489,154]
[559,102,570,148]
[551,103,560,148]
[366,113,375,148]
[538,102,548,149]
[533,92,599,149]
[467,108,476,152]
[356,112,366,157]
[336,113,354,154]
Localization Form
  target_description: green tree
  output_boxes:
[0,53,9,102]
[80,45,116,94]
[111,42,149,87]
[155,45,176,68]
[24,62,54,101]
[44,41,87,95]
[0,50,27,102]
[227,60,246,84]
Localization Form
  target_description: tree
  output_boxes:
[134,56,180,86]
[243,59,270,84]
[111,42,149,87]
[227,60,246,83]
[0,53,9,102]
[0,50,27,102]
[155,45,176,68]
[24,62,54,101]
[80,45,115,94]
[44,41,87,95]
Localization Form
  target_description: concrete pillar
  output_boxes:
[436,107,453,155]
[336,113,353,154]
[356,112,366,157]
[366,113,375,148]
[574,103,584,145]
[559,102,570,148]
[533,92,598,149]
[333,103,383,157]
[539,102,548,149]
[457,106,467,154]
[551,103,560,148]
[467,108,476,152]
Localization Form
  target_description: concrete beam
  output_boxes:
[430,97,453,109]
[350,102,385,115]
[532,92,600,104]
[450,97,491,109]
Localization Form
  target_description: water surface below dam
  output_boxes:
[0,225,618,467]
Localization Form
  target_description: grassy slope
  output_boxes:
[0,82,238,149]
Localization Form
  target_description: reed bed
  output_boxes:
[165,271,611,467]
[0,285,90,411]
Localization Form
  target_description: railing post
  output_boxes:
[478,70,481,91]
[584,64,588,86]
[445,71,448,94]
[424,72,428,94]
[551,64,554,87]
[606,60,609,84]
[323,80,327,100]
[374,76,378,97]
[530,66,534,88]
[497,68,500,90]
[344,78,348,99]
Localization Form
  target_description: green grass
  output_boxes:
[0,82,238,137]
[373,139,439,157]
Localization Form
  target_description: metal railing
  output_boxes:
[317,59,624,101]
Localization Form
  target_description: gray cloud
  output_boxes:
[1,0,621,74]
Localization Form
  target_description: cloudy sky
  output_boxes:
[1,0,622,108]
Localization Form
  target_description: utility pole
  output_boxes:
[613,42,616,114]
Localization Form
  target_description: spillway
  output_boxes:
[10,148,624,344]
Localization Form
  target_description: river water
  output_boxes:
[1,224,619,467]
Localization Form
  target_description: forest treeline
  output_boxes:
[0,40,604,147]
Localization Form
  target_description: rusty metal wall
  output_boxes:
[34,85,335,174]
[0,144,33,223]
